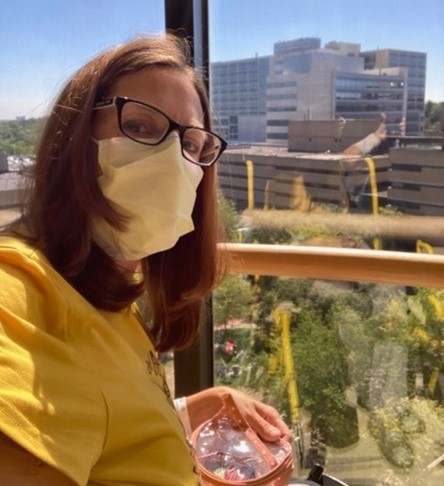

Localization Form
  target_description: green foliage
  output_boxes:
[311,403,359,448]
[218,193,241,242]
[213,274,254,326]
[244,223,293,245]
[290,223,334,244]
[292,299,349,414]
[214,327,251,351]
[213,327,267,397]
[0,118,44,155]
[241,208,365,247]
[257,278,312,319]
[424,100,443,131]
[213,198,444,454]
[214,261,444,450]
[251,273,444,440]
[311,203,343,214]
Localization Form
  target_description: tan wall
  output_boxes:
[288,119,380,152]
[0,172,26,210]
[388,148,444,215]
[218,150,390,210]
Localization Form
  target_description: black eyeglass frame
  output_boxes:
[93,96,227,167]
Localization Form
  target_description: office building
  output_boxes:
[210,56,270,142]
[361,48,426,134]
[210,38,425,145]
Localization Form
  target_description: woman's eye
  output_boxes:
[122,119,153,135]
[183,130,207,156]
[182,139,201,155]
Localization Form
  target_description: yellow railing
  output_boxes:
[220,243,444,288]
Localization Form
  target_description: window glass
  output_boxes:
[0,0,172,392]
[0,0,164,220]
[210,0,444,252]
[0,0,164,121]
[213,274,444,484]
[210,1,444,484]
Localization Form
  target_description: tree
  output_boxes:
[424,100,443,132]
[218,192,240,242]
[213,275,254,329]
[0,118,43,155]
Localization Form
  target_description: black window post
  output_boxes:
[164,0,214,397]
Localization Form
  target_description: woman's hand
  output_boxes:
[185,386,293,443]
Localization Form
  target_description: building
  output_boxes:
[217,145,391,212]
[287,118,383,153]
[210,55,270,142]
[210,38,425,145]
[360,48,427,134]
[0,171,26,209]
[0,151,8,173]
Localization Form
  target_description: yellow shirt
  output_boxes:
[0,236,199,486]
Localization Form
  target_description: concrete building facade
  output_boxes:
[361,48,426,134]
[210,55,270,143]
[210,38,425,145]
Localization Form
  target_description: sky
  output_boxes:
[1,0,443,120]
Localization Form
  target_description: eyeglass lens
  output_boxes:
[121,101,222,165]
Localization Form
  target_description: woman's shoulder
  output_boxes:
[0,234,56,280]
[0,234,45,261]
[0,234,71,332]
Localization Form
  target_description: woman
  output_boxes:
[0,35,291,485]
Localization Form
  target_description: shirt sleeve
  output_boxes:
[0,252,107,486]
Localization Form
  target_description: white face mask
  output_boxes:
[91,133,203,261]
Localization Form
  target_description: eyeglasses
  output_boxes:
[93,96,227,167]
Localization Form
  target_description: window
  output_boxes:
[0,1,165,122]
[209,1,444,483]
[2,2,443,483]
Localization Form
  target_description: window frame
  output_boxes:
[164,0,214,397]
[165,0,444,399]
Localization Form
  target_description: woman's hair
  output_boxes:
[13,34,224,351]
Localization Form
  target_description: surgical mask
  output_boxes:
[91,133,203,261]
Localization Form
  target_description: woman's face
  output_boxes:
[92,67,204,141]
[90,68,205,270]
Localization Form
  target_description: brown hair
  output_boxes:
[13,34,224,351]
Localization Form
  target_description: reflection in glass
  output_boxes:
[213,276,444,485]
[210,0,444,252]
